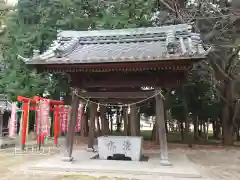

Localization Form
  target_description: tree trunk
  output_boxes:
[116,114,121,132]
[184,118,189,136]
[203,121,206,140]
[193,115,199,140]
[0,113,3,137]
[212,118,217,139]
[105,118,109,134]
[110,115,113,132]
[236,125,240,141]
[100,106,108,135]
[136,111,141,136]
[216,118,221,139]
[151,122,160,144]
[151,123,156,141]
[127,114,131,136]
[206,119,209,140]
[216,120,221,139]
[123,109,128,136]
[96,116,101,136]
[119,113,123,131]
[130,104,137,136]
[222,80,235,145]
[88,103,97,149]
[165,121,168,134]
[180,121,184,141]
[80,114,86,138]
[85,112,89,137]
[199,120,203,137]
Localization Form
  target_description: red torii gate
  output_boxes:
[17,96,64,149]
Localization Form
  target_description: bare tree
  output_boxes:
[157,0,240,144]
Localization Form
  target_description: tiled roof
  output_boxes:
[23,24,207,65]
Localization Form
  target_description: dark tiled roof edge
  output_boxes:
[26,24,207,64]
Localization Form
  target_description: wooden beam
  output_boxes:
[38,59,193,72]
[70,70,186,88]
[79,91,155,99]
[82,80,158,88]
[95,99,148,104]
[73,73,185,88]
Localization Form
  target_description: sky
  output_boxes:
[6,0,17,5]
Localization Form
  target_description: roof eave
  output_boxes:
[25,55,207,65]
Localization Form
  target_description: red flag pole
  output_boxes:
[21,102,29,149]
[18,95,64,147]
[54,105,60,146]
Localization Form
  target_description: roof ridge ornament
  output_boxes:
[179,37,187,55]
[18,55,30,62]
[33,49,40,57]
[54,37,79,58]
[166,30,178,55]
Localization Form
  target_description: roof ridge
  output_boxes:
[27,24,207,64]
[58,24,190,39]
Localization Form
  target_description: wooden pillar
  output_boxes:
[54,105,60,146]
[80,114,85,138]
[87,103,97,151]
[127,109,131,136]
[110,115,113,132]
[136,109,141,136]
[85,112,89,136]
[116,114,121,132]
[0,110,3,137]
[155,89,171,166]
[151,121,160,144]
[130,104,137,136]
[96,115,101,137]
[62,89,79,162]
[100,106,108,135]
[123,108,128,136]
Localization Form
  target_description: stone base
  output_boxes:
[160,159,172,166]
[28,150,201,178]
[62,156,74,162]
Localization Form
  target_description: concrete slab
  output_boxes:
[27,149,202,179]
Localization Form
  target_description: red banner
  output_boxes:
[60,104,83,133]
[60,106,70,133]
[39,99,50,136]
[75,104,83,132]
[9,102,17,138]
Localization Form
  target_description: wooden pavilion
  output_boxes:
[0,94,12,137]
[22,24,207,164]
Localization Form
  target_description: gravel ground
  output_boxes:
[0,146,135,180]
[1,142,240,180]
[187,149,240,180]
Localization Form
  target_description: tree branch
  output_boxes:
[159,0,176,13]
[208,52,232,81]
[226,47,240,75]
[174,2,185,23]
